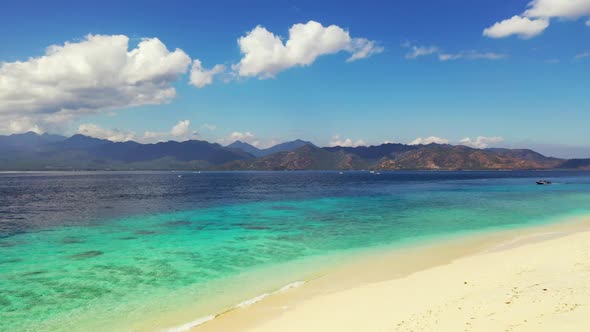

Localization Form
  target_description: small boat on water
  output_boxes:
[536,180,551,185]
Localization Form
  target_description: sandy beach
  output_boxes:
[192,218,590,332]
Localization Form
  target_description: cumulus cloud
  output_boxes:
[484,0,590,39]
[524,0,590,18]
[189,60,226,88]
[408,136,450,145]
[6,117,44,134]
[329,135,366,147]
[459,136,504,149]
[77,124,137,142]
[483,15,549,39]
[0,34,191,134]
[403,42,506,61]
[143,120,195,142]
[233,21,382,78]
[171,120,191,137]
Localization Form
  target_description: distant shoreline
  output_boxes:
[3,132,589,171]
[2,168,590,172]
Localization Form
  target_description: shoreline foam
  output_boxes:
[163,281,306,332]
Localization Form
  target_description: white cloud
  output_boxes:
[439,51,507,61]
[329,135,366,147]
[218,131,262,147]
[189,60,226,88]
[171,120,190,137]
[8,118,43,134]
[80,121,211,144]
[233,21,382,78]
[458,136,504,149]
[484,0,590,39]
[403,43,439,59]
[142,131,166,141]
[229,131,256,143]
[524,0,590,19]
[408,136,449,145]
[403,42,506,61]
[217,131,279,149]
[587,18,590,25]
[0,34,191,134]
[483,15,549,39]
[77,123,137,142]
[347,38,384,62]
[575,51,590,59]
[200,123,217,131]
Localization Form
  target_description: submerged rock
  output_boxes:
[62,237,85,244]
[270,205,298,211]
[68,251,104,259]
[21,270,47,277]
[134,230,158,235]
[236,223,271,230]
[161,220,192,227]
[0,258,22,265]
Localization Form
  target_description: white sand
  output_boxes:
[243,231,590,331]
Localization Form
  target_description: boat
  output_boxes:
[536,180,551,185]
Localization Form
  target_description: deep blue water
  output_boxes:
[3,170,590,237]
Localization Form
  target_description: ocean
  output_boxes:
[1,170,590,331]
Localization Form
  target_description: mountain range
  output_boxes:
[227,139,314,157]
[0,132,589,171]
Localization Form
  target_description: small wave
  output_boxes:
[163,314,216,332]
[234,280,305,308]
[278,281,305,292]
[163,280,305,331]
[236,293,270,308]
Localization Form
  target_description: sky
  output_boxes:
[1,0,589,157]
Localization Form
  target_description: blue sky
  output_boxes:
[1,0,589,157]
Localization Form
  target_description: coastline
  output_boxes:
[182,214,590,332]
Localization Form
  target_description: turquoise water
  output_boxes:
[1,171,590,331]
